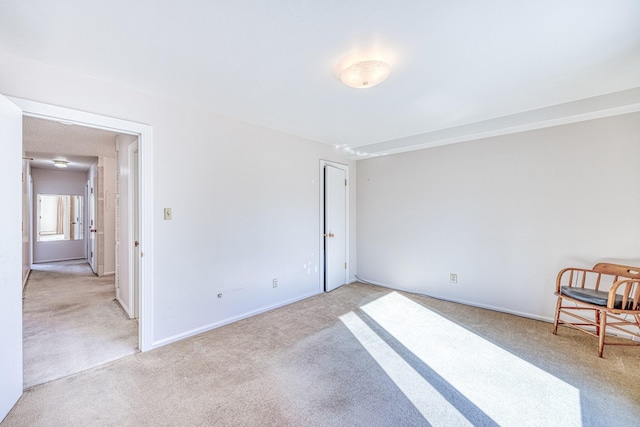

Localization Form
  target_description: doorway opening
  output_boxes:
[22,116,141,387]
[319,160,349,293]
[12,96,154,353]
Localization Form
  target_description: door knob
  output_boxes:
[323,233,335,238]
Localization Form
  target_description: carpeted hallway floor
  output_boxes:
[5,282,639,426]
[22,260,139,389]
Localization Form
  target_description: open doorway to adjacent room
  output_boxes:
[22,116,140,388]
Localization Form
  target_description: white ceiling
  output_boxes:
[26,152,97,173]
[23,116,118,171]
[2,1,639,158]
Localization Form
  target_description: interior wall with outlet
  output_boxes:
[357,112,640,321]
[0,50,357,346]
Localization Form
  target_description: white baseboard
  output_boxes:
[354,275,640,341]
[354,274,552,323]
[151,290,322,349]
[22,268,31,292]
[33,257,86,264]
[116,295,133,319]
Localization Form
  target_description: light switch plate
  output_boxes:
[164,208,172,220]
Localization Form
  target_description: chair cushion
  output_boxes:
[560,286,634,310]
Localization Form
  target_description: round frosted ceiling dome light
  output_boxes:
[341,60,390,89]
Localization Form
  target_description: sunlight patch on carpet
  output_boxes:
[341,311,473,426]
[341,292,582,427]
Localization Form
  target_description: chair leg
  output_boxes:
[552,296,562,334]
[598,310,607,358]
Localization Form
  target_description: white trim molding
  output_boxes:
[346,88,640,159]
[152,290,321,349]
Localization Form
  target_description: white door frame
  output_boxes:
[319,160,349,292]
[10,96,154,351]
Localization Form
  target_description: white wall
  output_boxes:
[31,168,88,263]
[357,112,640,321]
[0,50,357,346]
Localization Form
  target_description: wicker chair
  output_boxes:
[552,262,640,357]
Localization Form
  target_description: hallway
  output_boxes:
[23,260,138,388]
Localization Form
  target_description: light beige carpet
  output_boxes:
[5,282,639,426]
[22,260,139,389]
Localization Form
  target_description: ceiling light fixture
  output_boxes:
[340,59,390,89]
[53,160,69,168]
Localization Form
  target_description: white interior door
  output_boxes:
[0,94,24,421]
[324,164,347,292]
[88,177,96,273]
[115,136,139,319]
[131,145,140,318]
